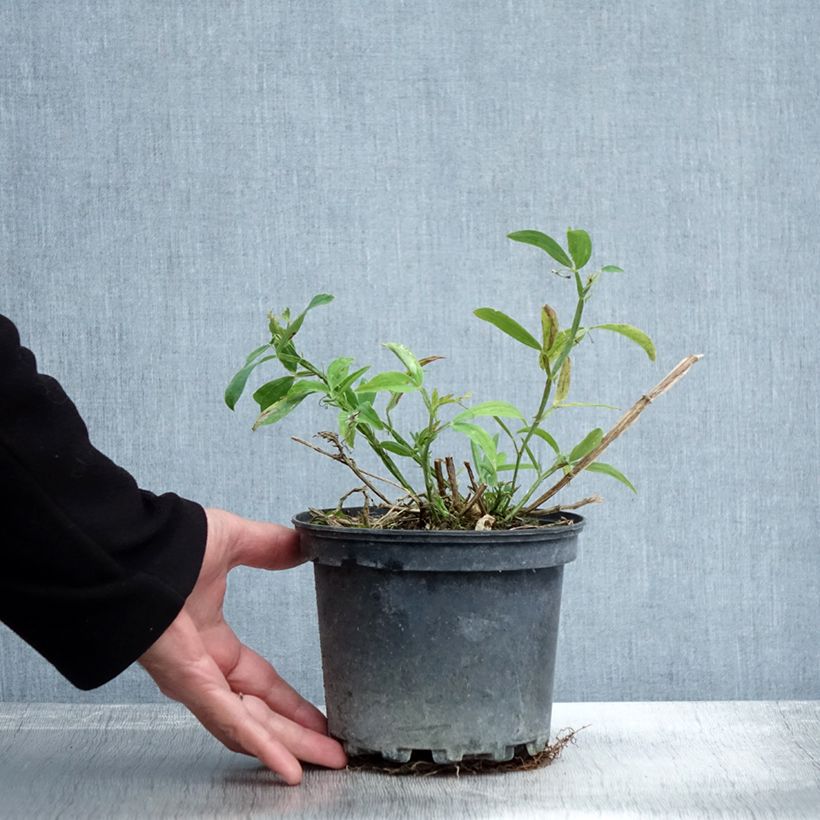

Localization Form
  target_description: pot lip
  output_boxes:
[292,507,585,539]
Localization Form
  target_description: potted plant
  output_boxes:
[225,227,701,764]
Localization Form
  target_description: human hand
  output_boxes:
[139,507,347,785]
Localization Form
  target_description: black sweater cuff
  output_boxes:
[0,314,208,689]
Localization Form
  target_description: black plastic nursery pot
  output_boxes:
[293,509,584,764]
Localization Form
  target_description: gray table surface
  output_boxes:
[1,701,818,819]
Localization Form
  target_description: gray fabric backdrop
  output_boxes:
[1,0,818,704]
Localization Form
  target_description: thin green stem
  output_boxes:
[416,388,459,526]
[300,360,326,380]
[316,358,417,500]
[381,415,416,455]
[510,375,553,491]
[508,269,587,518]
[504,461,564,519]
[360,426,417,499]
[492,417,520,460]
[550,271,585,376]
[416,388,438,514]
[419,439,436,512]
[494,417,540,474]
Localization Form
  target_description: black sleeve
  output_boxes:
[0,314,207,690]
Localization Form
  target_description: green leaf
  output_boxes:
[566,228,592,269]
[518,425,561,455]
[337,365,370,393]
[327,357,354,390]
[281,293,335,342]
[507,230,573,269]
[383,342,423,386]
[452,421,498,465]
[252,376,295,410]
[586,461,637,493]
[593,323,657,361]
[568,428,604,463]
[307,293,334,310]
[252,380,325,430]
[540,305,559,351]
[452,400,526,424]
[380,440,415,457]
[224,355,278,410]
[289,379,327,399]
[357,406,384,430]
[267,313,282,337]
[357,371,419,394]
[555,357,571,403]
[244,343,270,365]
[338,410,356,446]
[554,401,620,410]
[277,340,300,372]
[547,327,587,360]
[601,265,624,273]
[354,397,384,429]
[473,308,541,351]
[470,440,497,487]
[386,391,403,413]
[583,272,601,294]
[339,402,386,442]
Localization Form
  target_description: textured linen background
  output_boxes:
[1,0,818,703]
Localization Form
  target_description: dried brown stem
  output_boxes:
[291,435,394,506]
[433,458,449,498]
[364,496,420,529]
[445,456,462,510]
[337,486,367,507]
[524,354,703,513]
[537,494,603,515]
[464,461,479,492]
[464,461,488,515]
[462,483,487,515]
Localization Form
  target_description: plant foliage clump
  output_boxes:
[226,227,693,531]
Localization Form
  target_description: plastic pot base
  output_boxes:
[294,509,584,761]
[344,735,552,764]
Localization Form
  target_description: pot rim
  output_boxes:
[292,507,585,541]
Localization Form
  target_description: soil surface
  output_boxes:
[308,505,577,532]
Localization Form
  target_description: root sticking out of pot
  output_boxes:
[345,727,584,777]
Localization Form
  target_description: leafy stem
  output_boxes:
[551,270,586,375]
[509,375,553,492]
[225,226,692,530]
[358,425,418,500]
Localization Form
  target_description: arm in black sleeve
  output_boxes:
[0,314,207,690]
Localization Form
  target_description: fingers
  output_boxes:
[140,611,305,784]
[226,643,330,735]
[151,655,306,784]
[206,508,304,571]
[242,695,347,770]
[200,687,305,785]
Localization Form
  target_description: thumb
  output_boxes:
[208,508,304,571]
